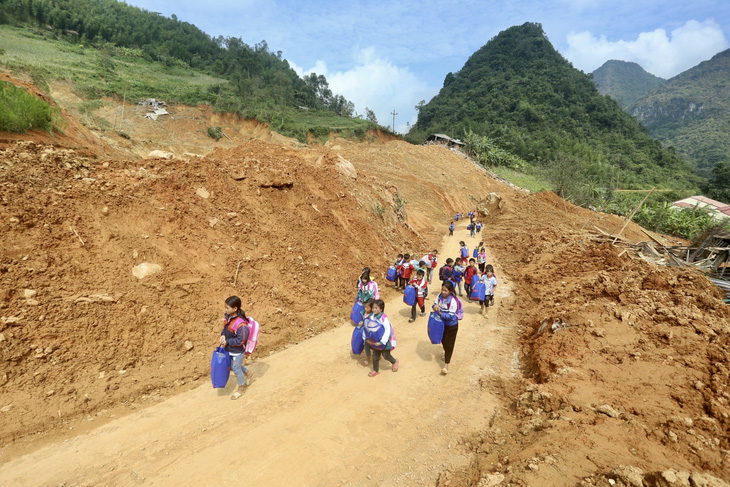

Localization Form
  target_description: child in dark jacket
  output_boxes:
[220,295,254,400]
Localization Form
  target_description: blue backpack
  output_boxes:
[386,266,397,281]
[351,327,365,354]
[470,282,486,301]
[473,248,478,258]
[350,301,365,324]
[210,347,230,388]
[403,285,417,306]
[427,312,444,344]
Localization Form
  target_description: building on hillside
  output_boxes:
[424,134,465,149]
[672,195,730,223]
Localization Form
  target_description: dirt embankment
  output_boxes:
[0,135,498,457]
[438,192,730,485]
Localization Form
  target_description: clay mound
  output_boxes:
[0,135,504,453]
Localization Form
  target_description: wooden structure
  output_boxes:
[424,134,465,148]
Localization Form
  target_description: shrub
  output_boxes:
[207,126,223,141]
[0,81,55,132]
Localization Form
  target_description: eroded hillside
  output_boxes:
[1,83,728,485]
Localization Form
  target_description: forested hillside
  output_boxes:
[630,49,730,198]
[410,22,698,197]
[591,60,665,110]
[0,0,365,139]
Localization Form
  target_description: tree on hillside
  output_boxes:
[364,107,377,124]
[705,161,730,202]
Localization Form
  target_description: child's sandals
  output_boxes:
[231,390,244,400]
[392,359,400,372]
[368,370,380,377]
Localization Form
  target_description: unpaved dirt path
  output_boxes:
[0,222,518,487]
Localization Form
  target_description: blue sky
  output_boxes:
[123,0,730,133]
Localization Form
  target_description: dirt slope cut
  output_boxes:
[0,138,504,457]
[439,192,730,485]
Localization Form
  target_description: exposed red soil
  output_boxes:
[1,77,728,485]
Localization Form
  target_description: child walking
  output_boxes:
[399,254,414,291]
[356,267,380,303]
[220,296,254,400]
[453,257,465,296]
[477,247,487,273]
[464,258,477,298]
[480,265,497,315]
[393,254,404,289]
[359,298,375,366]
[408,269,427,322]
[432,281,462,375]
[363,299,399,376]
[459,241,469,263]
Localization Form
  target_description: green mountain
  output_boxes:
[629,49,730,178]
[410,23,697,193]
[591,60,665,110]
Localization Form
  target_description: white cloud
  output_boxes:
[288,47,434,133]
[564,19,729,78]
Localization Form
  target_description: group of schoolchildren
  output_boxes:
[451,212,483,238]
[446,240,496,316]
[354,260,465,376]
[350,232,498,377]
[215,221,498,396]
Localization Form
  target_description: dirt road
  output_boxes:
[0,222,517,487]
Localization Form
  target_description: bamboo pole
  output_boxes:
[611,187,656,244]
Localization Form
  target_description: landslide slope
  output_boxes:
[0,132,501,455]
[1,91,728,485]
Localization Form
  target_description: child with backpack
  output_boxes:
[420,250,438,283]
[453,257,465,297]
[431,281,463,374]
[459,241,469,262]
[418,260,430,300]
[399,255,414,291]
[464,258,477,301]
[408,269,428,323]
[477,247,487,273]
[220,296,255,400]
[439,258,454,282]
[480,265,498,315]
[356,267,380,303]
[393,254,404,289]
[363,299,399,377]
[449,222,455,236]
[359,298,375,366]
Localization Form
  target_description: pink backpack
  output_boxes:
[232,317,260,356]
[447,295,464,321]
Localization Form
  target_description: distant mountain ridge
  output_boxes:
[591,60,665,109]
[629,49,730,176]
[410,22,695,191]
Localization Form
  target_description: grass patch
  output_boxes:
[490,166,552,193]
[0,81,56,132]
[0,25,397,144]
